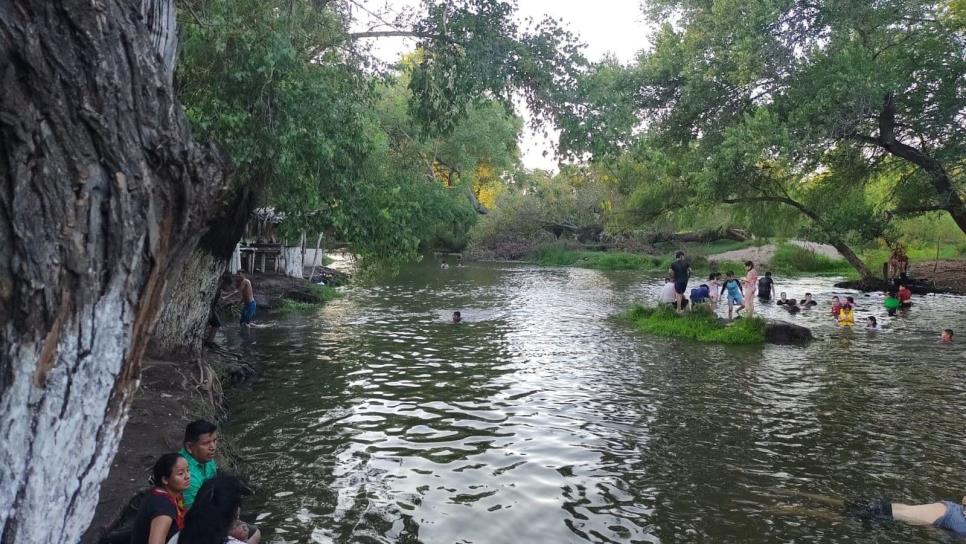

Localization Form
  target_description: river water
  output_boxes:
[225,261,965,543]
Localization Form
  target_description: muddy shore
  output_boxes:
[83,271,340,543]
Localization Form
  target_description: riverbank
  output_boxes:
[83,273,341,543]
[81,350,251,543]
[518,241,966,290]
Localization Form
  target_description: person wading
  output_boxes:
[668,251,692,313]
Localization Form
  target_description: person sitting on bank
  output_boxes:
[179,420,219,509]
[235,272,256,328]
[884,291,901,316]
[452,311,462,324]
[837,304,856,326]
[130,453,190,544]
[720,271,745,320]
[941,329,954,343]
[178,420,259,543]
[757,271,775,301]
[800,293,818,307]
[844,495,966,537]
[898,284,912,307]
[668,251,692,312]
[171,475,260,544]
[776,292,790,305]
[690,283,711,305]
[830,296,842,317]
[440,260,449,270]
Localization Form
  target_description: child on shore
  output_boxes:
[130,454,189,544]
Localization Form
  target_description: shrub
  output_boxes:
[771,244,853,275]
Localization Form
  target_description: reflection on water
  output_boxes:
[225,262,965,543]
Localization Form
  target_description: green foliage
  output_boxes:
[626,305,765,345]
[309,284,340,302]
[560,0,966,278]
[276,299,319,313]
[532,247,660,270]
[408,0,586,134]
[178,0,578,270]
[770,245,854,276]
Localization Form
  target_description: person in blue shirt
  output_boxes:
[689,284,711,305]
[719,271,745,320]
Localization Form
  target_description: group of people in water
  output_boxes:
[663,252,766,319]
[660,251,954,342]
[129,421,260,544]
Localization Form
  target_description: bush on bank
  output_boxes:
[626,305,765,345]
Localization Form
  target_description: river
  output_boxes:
[224,261,965,543]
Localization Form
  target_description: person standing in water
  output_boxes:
[235,271,256,328]
[668,251,691,312]
[720,271,745,320]
[757,271,775,302]
[742,261,758,317]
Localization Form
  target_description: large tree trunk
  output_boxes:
[148,188,254,359]
[0,2,229,542]
[827,239,873,281]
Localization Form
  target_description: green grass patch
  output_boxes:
[277,285,340,313]
[310,284,340,302]
[626,305,765,345]
[532,246,662,270]
[770,244,855,276]
[276,298,319,313]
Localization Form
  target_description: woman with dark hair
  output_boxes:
[171,475,260,544]
[130,453,189,544]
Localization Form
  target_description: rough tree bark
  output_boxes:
[0,1,229,542]
[148,188,254,359]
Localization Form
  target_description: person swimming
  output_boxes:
[783,298,800,314]
[452,311,462,324]
[830,296,842,317]
[776,292,790,305]
[800,293,818,307]
[866,316,879,330]
[884,291,901,316]
[940,329,954,343]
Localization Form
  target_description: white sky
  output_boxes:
[354,1,654,171]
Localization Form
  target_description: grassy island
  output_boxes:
[626,305,766,345]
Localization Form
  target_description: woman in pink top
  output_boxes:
[743,261,758,317]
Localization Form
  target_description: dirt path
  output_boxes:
[706,240,841,264]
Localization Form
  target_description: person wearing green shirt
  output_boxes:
[884,291,901,316]
[178,420,218,509]
[178,420,261,543]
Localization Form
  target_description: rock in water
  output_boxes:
[765,321,814,344]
